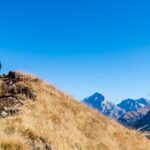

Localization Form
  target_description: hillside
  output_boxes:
[0,72,150,150]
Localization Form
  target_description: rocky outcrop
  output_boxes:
[25,131,55,150]
[0,71,36,118]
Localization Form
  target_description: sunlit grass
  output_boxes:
[0,72,149,150]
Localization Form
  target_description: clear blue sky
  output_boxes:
[0,0,150,103]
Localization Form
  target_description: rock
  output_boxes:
[49,145,55,150]
[0,72,36,118]
[1,111,8,117]
[8,71,17,80]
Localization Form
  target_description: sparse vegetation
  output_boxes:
[0,71,149,150]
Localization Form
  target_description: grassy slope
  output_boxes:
[0,72,149,150]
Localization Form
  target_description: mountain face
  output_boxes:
[133,110,150,132]
[1,72,150,150]
[83,92,105,110]
[117,99,143,112]
[83,94,150,127]
[117,98,150,126]
[83,93,125,119]
[117,98,150,125]
[117,98,150,112]
[118,106,150,126]
[136,98,150,106]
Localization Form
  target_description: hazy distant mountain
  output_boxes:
[83,93,150,128]
[82,92,125,119]
[133,110,150,132]
[117,98,150,112]
[136,98,150,106]
[83,92,105,110]
[118,106,150,126]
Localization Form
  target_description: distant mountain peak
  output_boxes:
[91,92,104,99]
[117,98,150,112]
[84,92,105,103]
[117,97,150,113]
[136,98,150,106]
[82,92,125,120]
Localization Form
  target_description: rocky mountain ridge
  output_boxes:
[83,93,150,126]
[82,92,125,119]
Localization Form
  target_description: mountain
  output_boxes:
[133,110,150,132]
[83,92,125,119]
[117,98,150,112]
[82,93,150,127]
[117,98,150,126]
[0,71,150,149]
[118,106,150,126]
[83,92,105,110]
[136,98,150,106]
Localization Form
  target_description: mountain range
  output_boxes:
[82,92,125,119]
[119,105,150,126]
[82,92,150,130]
[117,98,150,112]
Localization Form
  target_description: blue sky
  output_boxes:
[0,0,150,103]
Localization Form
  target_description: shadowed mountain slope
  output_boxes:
[0,72,150,150]
[118,106,150,126]
[133,110,150,133]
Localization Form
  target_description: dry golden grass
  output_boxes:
[0,71,150,150]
